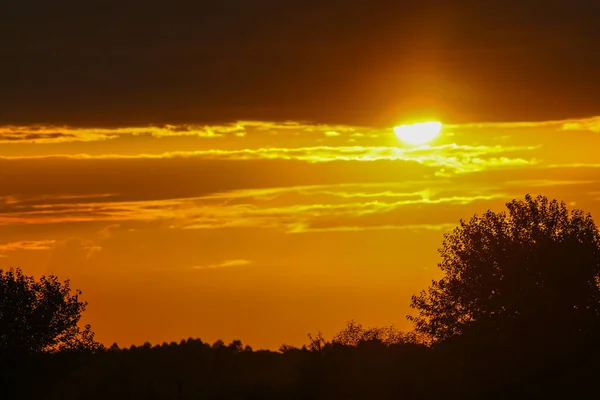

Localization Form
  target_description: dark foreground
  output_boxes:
[4,334,599,400]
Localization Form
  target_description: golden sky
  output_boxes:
[2,117,600,348]
[3,0,600,349]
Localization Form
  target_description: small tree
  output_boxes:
[0,268,100,358]
[307,331,326,352]
[332,320,415,346]
[409,195,600,343]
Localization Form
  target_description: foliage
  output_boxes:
[408,194,600,343]
[331,320,418,346]
[306,320,419,350]
[306,331,326,352]
[0,268,101,357]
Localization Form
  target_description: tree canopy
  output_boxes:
[0,268,100,358]
[409,194,600,343]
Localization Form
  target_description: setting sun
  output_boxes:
[394,121,443,145]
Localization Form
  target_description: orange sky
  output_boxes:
[3,0,600,349]
[2,117,600,349]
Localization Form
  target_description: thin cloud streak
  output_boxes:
[0,144,538,176]
[446,115,600,131]
[192,259,252,270]
[4,174,597,233]
[0,187,507,233]
[0,121,368,143]
[289,223,458,234]
[0,240,56,257]
[1,115,599,145]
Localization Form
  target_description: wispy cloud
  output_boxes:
[447,115,600,132]
[176,193,508,233]
[0,127,112,143]
[0,144,538,175]
[560,117,600,133]
[0,121,370,144]
[192,259,252,270]
[0,240,56,257]
[0,124,230,143]
[288,223,458,234]
[0,185,506,232]
[2,116,599,147]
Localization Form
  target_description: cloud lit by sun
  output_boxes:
[394,122,443,145]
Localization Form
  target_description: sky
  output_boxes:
[2,1,600,349]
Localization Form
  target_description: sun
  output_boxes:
[394,121,442,145]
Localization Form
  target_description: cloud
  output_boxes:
[42,238,103,276]
[547,164,600,169]
[3,172,597,233]
[0,126,112,143]
[2,115,599,146]
[448,119,568,130]
[0,239,56,257]
[49,238,102,259]
[287,223,458,234]
[176,193,508,233]
[0,132,78,143]
[0,122,596,236]
[0,157,439,209]
[0,180,508,232]
[0,124,230,144]
[97,224,121,240]
[2,2,600,126]
[0,121,367,144]
[198,184,434,202]
[0,143,537,173]
[442,116,600,136]
[192,259,252,270]
[560,117,600,133]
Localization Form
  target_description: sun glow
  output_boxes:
[394,121,442,145]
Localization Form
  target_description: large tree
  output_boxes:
[0,268,100,358]
[409,195,600,343]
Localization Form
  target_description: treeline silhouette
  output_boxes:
[3,195,600,399]
[16,321,600,399]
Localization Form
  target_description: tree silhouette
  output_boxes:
[0,268,100,357]
[331,320,416,346]
[409,194,600,344]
